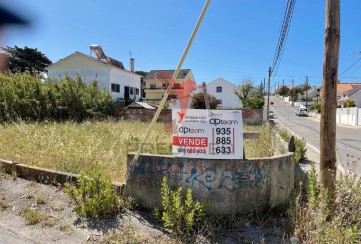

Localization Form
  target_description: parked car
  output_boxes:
[295,108,307,116]
[268,110,274,119]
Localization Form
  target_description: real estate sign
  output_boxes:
[172,109,243,159]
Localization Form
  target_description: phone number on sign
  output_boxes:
[177,148,207,154]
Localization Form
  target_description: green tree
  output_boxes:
[279,86,290,96]
[344,99,355,108]
[246,92,265,109]
[234,79,264,109]
[288,87,303,102]
[234,80,253,106]
[190,92,218,109]
[1,45,52,75]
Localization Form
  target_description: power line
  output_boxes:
[271,0,297,77]
[339,57,361,77]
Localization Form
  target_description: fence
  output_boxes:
[336,107,358,126]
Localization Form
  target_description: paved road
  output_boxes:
[270,96,361,174]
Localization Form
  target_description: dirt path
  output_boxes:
[0,172,286,243]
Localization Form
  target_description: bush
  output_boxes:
[154,177,206,236]
[191,92,219,109]
[64,164,123,218]
[278,129,306,163]
[294,137,307,163]
[344,99,356,108]
[289,164,361,243]
[0,73,113,123]
[310,103,321,111]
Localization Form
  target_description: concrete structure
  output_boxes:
[125,150,294,215]
[47,51,142,101]
[309,107,361,126]
[336,107,359,126]
[143,69,195,101]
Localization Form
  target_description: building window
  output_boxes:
[150,83,156,89]
[217,99,222,104]
[136,88,139,95]
[111,83,120,93]
[216,86,222,93]
[130,87,134,95]
[174,83,181,89]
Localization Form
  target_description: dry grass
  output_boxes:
[0,120,275,183]
[244,123,274,158]
[0,120,170,183]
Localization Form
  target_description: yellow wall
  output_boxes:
[144,71,195,100]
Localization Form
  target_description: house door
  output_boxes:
[124,86,129,100]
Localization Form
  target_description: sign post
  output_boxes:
[172,109,243,159]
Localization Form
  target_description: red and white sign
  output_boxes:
[172,109,243,159]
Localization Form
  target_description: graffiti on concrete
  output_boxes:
[132,157,269,192]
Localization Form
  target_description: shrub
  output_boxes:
[0,73,113,123]
[154,177,206,235]
[294,137,307,163]
[278,129,306,163]
[64,164,123,218]
[289,164,361,243]
[310,103,321,111]
[191,92,219,109]
[344,99,356,108]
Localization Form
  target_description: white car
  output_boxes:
[295,108,307,116]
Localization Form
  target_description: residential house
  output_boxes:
[205,78,240,108]
[337,87,361,107]
[143,69,195,101]
[47,45,142,101]
[320,82,361,105]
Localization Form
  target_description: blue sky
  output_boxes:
[2,0,361,90]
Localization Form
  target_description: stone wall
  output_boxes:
[125,152,294,215]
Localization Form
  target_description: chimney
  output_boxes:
[130,58,135,72]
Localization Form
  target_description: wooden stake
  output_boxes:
[320,0,340,202]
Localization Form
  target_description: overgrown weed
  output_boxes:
[288,164,361,243]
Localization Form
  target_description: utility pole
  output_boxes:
[305,76,309,108]
[282,79,285,98]
[291,79,295,106]
[320,0,340,203]
[267,67,271,122]
[263,78,266,96]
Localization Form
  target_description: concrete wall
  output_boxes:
[125,152,294,215]
[337,107,358,126]
[359,108,361,126]
[113,108,264,124]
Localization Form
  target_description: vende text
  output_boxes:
[173,136,208,147]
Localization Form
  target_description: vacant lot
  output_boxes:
[0,120,274,183]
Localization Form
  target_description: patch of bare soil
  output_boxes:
[0,172,286,243]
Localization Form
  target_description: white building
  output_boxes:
[47,49,142,101]
[205,77,240,109]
